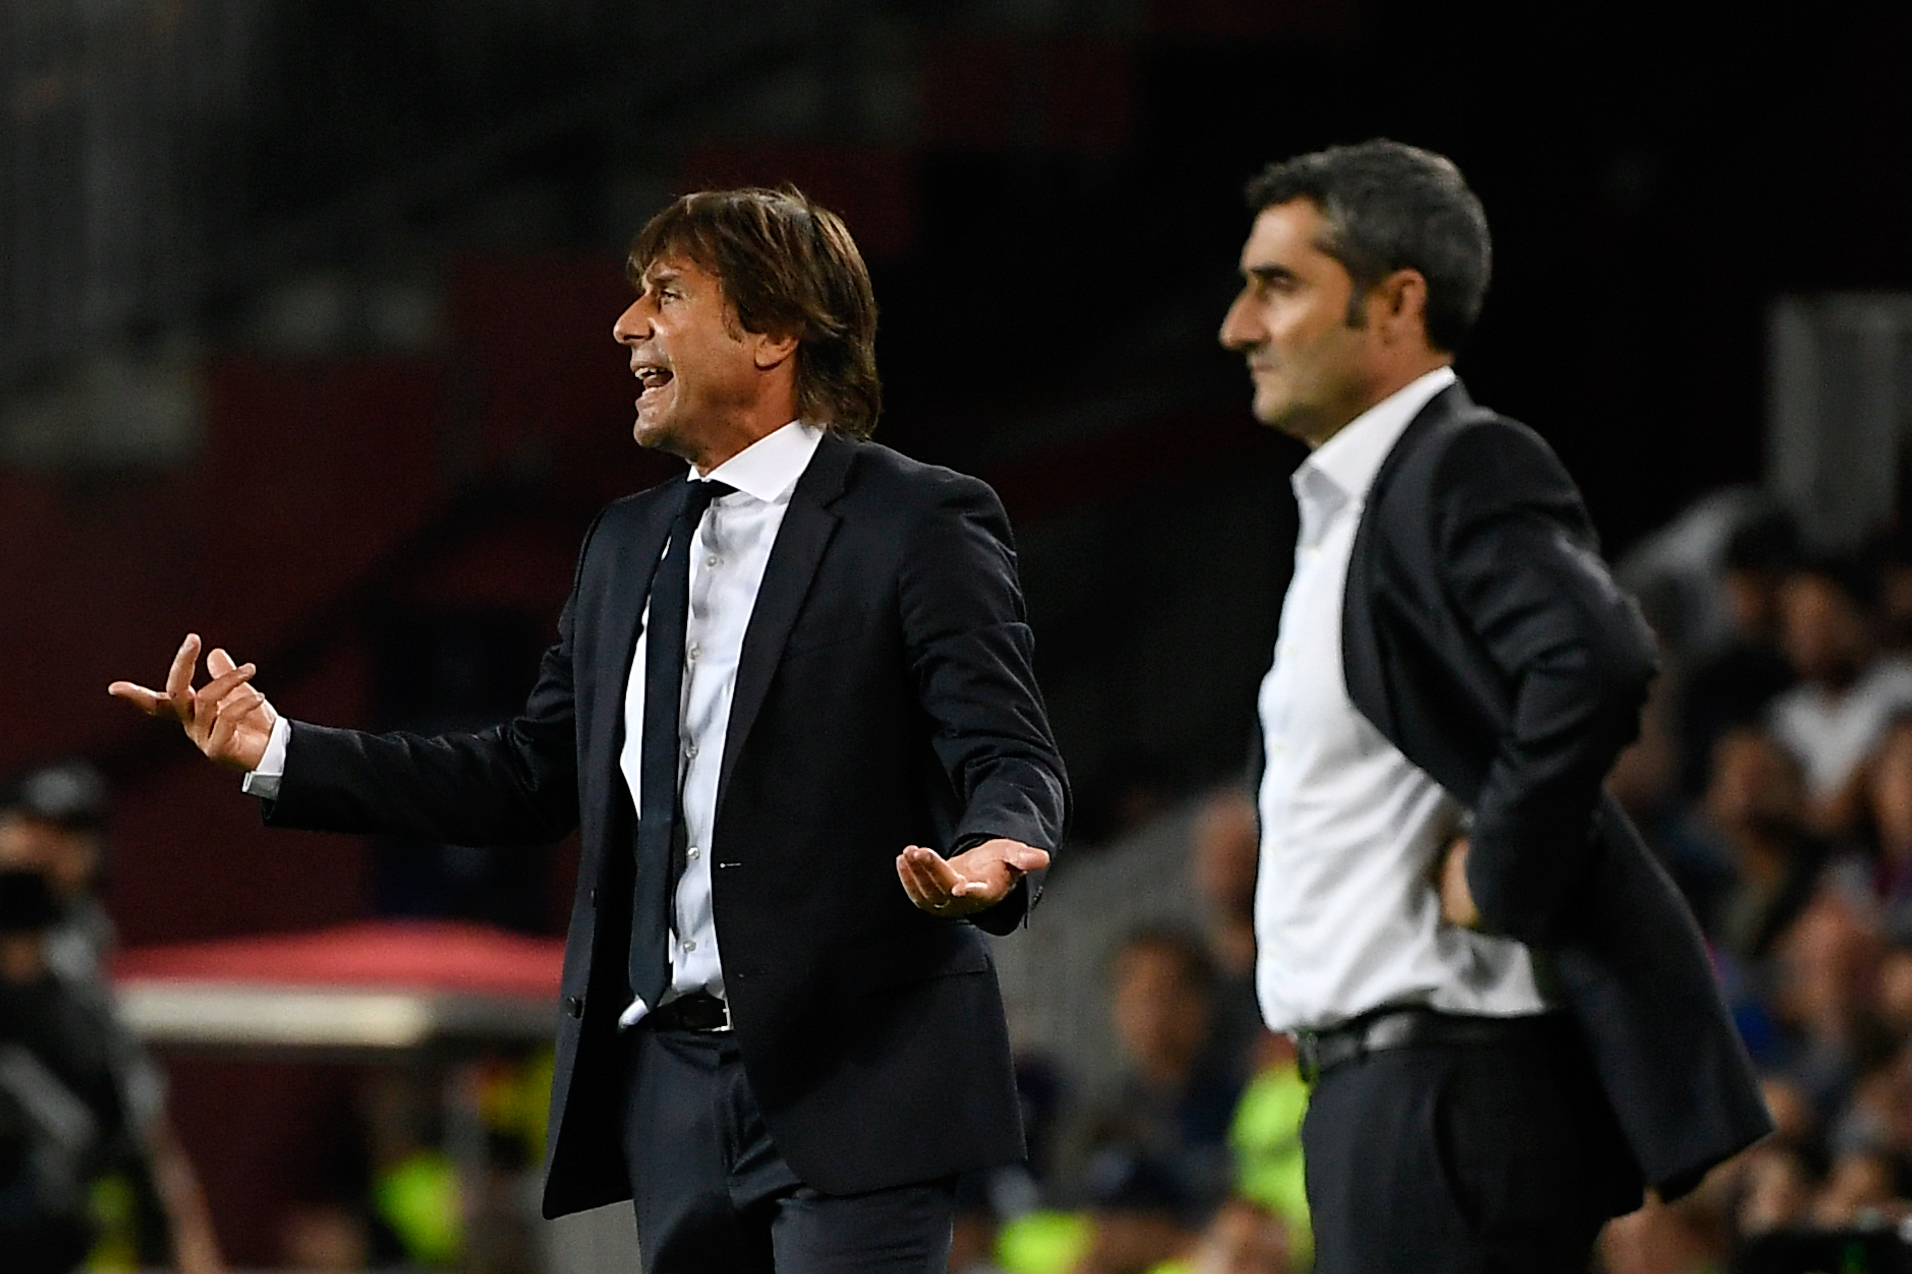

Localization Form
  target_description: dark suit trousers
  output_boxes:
[619,1026,956,1274]
[1301,1016,1635,1274]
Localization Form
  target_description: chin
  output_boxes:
[632,414,671,450]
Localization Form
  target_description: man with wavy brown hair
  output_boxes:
[112,185,1068,1272]
[627,186,883,439]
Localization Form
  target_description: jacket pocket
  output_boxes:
[836,924,991,996]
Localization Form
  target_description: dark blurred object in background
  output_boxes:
[368,608,552,931]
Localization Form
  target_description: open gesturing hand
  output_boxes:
[108,634,276,772]
[896,838,1050,919]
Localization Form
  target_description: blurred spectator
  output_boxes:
[1735,1145,1818,1236]
[4,764,116,982]
[1223,1033,1309,1270]
[1769,555,1912,836]
[1610,665,1730,918]
[280,1202,374,1272]
[1070,1153,1200,1274]
[1873,524,1912,658]
[1072,929,1245,1220]
[1166,1197,1291,1274]
[1864,717,1912,934]
[950,1171,1014,1274]
[1675,507,1800,798]
[1696,728,1829,964]
[1761,1074,1822,1155]
[1769,892,1887,1120]
[1187,789,1264,1072]
[0,764,223,1274]
[0,860,169,1273]
[1809,1147,1906,1227]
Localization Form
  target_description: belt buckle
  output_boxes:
[1294,1031,1321,1085]
[712,997,733,1033]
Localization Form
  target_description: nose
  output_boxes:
[613,296,651,346]
[1219,290,1259,352]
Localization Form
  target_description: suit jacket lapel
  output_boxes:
[589,489,679,787]
[715,432,854,811]
[1340,381,1474,747]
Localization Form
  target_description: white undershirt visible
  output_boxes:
[246,420,825,1030]
[1253,366,1552,1033]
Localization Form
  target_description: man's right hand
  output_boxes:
[109,634,276,772]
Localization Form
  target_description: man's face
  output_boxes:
[1219,199,1383,447]
[1111,946,1210,1080]
[612,255,762,461]
[1779,573,1871,690]
[0,813,96,900]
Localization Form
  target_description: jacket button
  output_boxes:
[588,887,598,906]
[564,995,585,1018]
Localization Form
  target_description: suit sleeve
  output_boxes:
[259,518,601,848]
[898,473,1070,934]
[1434,422,1658,943]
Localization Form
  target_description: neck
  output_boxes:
[1306,355,1452,450]
[686,404,802,474]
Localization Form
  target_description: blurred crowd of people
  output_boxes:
[946,788,1311,1274]
[0,763,222,1274]
[958,495,1912,1274]
[1592,504,1912,1271]
[37,491,1912,1274]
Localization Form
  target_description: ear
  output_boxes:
[1371,269,1432,348]
[751,330,799,371]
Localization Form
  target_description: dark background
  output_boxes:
[8,0,1910,924]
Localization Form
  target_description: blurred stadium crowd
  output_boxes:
[949,488,1912,1274]
[25,481,1912,1274]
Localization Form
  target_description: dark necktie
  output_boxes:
[628,478,733,1009]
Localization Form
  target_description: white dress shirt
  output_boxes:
[616,420,823,1023]
[247,420,825,1029]
[1254,366,1551,1033]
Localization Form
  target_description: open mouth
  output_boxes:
[635,364,674,403]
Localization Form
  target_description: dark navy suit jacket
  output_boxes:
[1279,380,1770,1203]
[262,432,1069,1217]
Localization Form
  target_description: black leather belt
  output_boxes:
[648,991,732,1032]
[1293,1006,1558,1084]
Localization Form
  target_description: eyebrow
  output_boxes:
[1243,263,1300,285]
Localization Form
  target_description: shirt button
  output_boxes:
[706,555,720,568]
[687,644,700,661]
[687,847,700,861]
[686,742,699,758]
[683,939,698,952]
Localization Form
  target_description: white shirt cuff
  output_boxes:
[240,713,291,800]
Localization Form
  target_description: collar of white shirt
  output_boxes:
[695,419,825,503]
[1294,365,1458,519]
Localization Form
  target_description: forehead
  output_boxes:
[1239,198,1336,270]
[639,252,719,288]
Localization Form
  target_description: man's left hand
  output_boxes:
[896,839,1049,919]
[1438,835,1481,928]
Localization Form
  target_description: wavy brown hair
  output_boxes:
[626,186,882,438]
